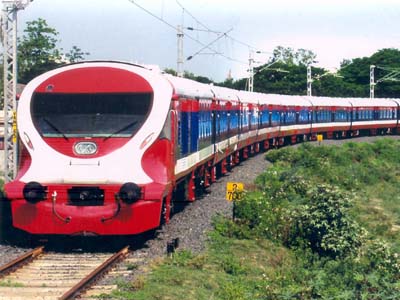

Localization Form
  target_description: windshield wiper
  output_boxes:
[103,121,138,141]
[43,118,69,141]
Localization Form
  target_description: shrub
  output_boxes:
[362,239,400,279]
[290,184,363,258]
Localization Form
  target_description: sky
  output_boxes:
[6,0,400,82]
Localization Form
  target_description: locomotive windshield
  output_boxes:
[31,92,153,138]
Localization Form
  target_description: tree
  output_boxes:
[368,48,400,98]
[65,46,90,63]
[163,68,177,76]
[183,71,214,84]
[17,18,89,83]
[338,48,400,97]
[18,18,62,83]
[270,46,317,66]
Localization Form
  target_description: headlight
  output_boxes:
[74,141,97,155]
[118,182,141,204]
[23,181,46,203]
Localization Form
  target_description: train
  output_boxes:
[3,61,400,236]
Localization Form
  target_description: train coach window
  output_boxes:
[298,109,309,124]
[335,110,349,122]
[31,92,153,138]
[284,110,296,125]
[230,110,239,130]
[251,108,258,127]
[260,110,269,127]
[378,109,390,120]
[271,110,280,126]
[352,110,357,121]
[220,110,228,134]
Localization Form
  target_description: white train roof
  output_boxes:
[390,98,400,105]
[164,74,214,99]
[306,96,352,107]
[256,94,312,107]
[348,97,398,107]
[210,85,240,101]
[237,90,260,104]
[278,94,312,107]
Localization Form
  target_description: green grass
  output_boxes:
[0,280,24,287]
[109,238,305,300]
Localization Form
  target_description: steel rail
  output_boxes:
[60,246,130,300]
[0,246,44,277]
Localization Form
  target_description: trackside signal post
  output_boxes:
[1,0,30,182]
[226,182,244,220]
[226,182,244,201]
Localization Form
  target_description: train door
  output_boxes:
[169,109,178,176]
[190,99,199,153]
[198,98,213,151]
[178,98,190,158]
[211,99,217,146]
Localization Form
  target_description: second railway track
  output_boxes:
[0,246,129,300]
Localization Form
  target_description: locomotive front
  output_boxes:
[4,62,175,236]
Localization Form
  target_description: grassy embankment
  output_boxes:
[66,139,400,298]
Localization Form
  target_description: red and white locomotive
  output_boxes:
[4,61,400,236]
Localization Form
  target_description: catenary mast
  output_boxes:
[1,0,31,182]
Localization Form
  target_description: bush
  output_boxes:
[290,184,363,258]
[362,239,400,278]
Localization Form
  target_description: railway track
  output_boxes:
[0,245,130,299]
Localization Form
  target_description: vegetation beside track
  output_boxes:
[27,139,400,299]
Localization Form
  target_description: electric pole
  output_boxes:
[1,0,31,182]
[248,50,254,92]
[177,25,184,77]
[370,65,375,99]
[307,65,312,96]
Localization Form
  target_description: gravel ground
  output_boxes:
[0,244,33,266]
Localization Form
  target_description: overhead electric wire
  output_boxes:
[187,28,233,61]
[176,0,259,51]
[127,0,177,31]
[376,65,400,71]
[374,65,400,83]
[128,0,247,65]
[176,0,210,31]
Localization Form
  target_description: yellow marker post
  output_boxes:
[227,182,244,221]
[226,182,244,201]
[317,134,323,145]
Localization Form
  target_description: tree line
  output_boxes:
[218,46,400,98]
